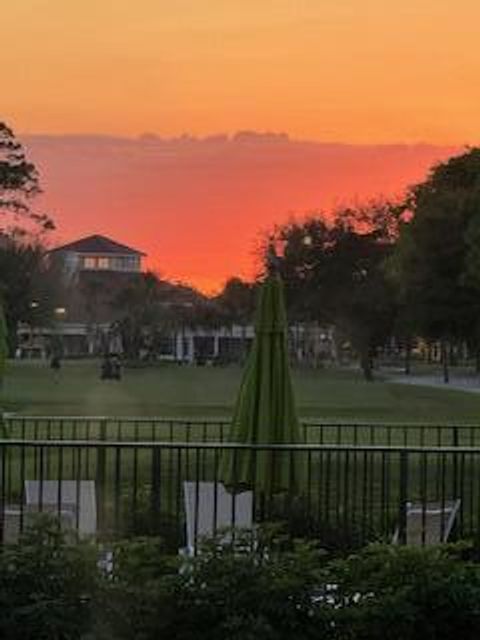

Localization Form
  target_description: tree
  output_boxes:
[0,236,62,354]
[325,224,396,380]
[0,122,54,234]
[111,272,205,361]
[0,123,56,355]
[215,277,256,361]
[112,272,163,359]
[0,301,7,386]
[391,148,480,381]
[271,203,399,380]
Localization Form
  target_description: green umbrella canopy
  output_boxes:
[220,273,304,495]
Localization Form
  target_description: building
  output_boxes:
[16,233,335,365]
[17,234,253,363]
[17,235,147,357]
[51,234,145,277]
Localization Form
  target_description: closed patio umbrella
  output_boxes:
[219,266,304,495]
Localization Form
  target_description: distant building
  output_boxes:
[17,235,147,357]
[51,234,145,276]
[16,233,336,365]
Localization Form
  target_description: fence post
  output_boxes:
[96,419,107,530]
[0,444,5,544]
[398,450,409,544]
[150,446,161,532]
[452,426,459,502]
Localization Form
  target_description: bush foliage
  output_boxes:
[3,518,480,639]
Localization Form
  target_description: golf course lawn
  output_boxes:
[2,359,480,423]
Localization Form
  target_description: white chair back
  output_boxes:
[24,480,97,538]
[183,481,253,554]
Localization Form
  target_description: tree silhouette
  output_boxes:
[0,301,7,387]
[0,122,54,234]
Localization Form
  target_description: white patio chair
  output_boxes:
[392,499,461,545]
[183,481,253,555]
[24,480,97,538]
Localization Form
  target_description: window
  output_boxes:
[82,256,110,270]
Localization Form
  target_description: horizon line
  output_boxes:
[18,130,467,149]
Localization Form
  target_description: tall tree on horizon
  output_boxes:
[0,122,54,235]
[0,237,63,355]
[0,122,57,356]
[391,148,480,381]
[270,202,399,380]
[0,301,7,388]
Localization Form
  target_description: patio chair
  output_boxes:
[183,481,253,555]
[392,499,461,545]
[24,480,97,538]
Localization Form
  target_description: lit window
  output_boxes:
[84,257,96,269]
[97,257,109,269]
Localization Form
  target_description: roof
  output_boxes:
[51,234,146,256]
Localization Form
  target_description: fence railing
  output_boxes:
[2,438,480,551]
[3,414,480,447]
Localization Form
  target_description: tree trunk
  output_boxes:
[241,324,247,363]
[360,349,374,382]
[7,319,18,358]
[330,326,341,366]
[404,337,412,376]
[426,342,433,364]
[449,342,457,367]
[441,339,449,384]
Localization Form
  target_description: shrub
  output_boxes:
[5,519,480,640]
[95,536,182,639]
[0,515,98,640]
[98,526,331,640]
[328,543,480,640]
[174,527,331,640]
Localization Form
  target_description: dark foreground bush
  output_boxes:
[328,543,480,640]
[98,527,330,640]
[3,518,480,639]
[0,516,98,640]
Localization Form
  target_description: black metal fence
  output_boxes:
[2,437,480,551]
[3,414,480,447]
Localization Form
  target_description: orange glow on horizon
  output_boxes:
[4,2,478,290]
[25,135,457,293]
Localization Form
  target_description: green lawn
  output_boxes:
[3,360,480,545]
[2,359,480,422]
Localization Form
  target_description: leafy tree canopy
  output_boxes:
[0,122,54,234]
[0,301,7,384]
[269,202,399,379]
[392,148,480,343]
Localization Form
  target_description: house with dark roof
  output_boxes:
[17,234,259,362]
[51,234,145,275]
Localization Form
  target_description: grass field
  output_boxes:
[2,359,480,423]
[3,360,480,546]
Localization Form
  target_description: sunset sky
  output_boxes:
[3,1,479,290]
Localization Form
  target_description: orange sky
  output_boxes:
[3,2,479,290]
[24,135,456,292]
[4,1,480,144]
